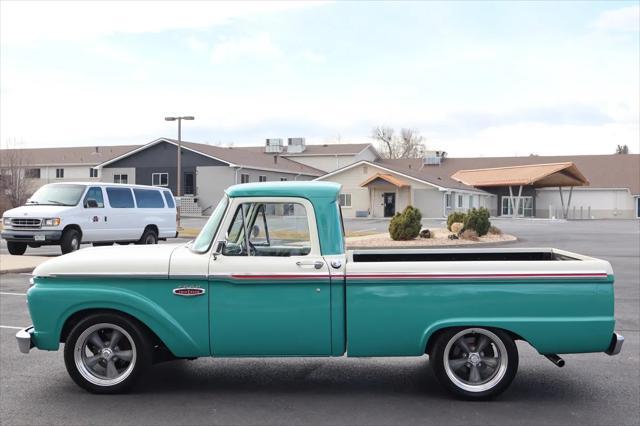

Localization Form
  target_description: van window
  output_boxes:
[106,187,135,208]
[134,188,165,208]
[163,191,175,208]
[84,187,104,208]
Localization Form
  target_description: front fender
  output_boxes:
[27,278,209,357]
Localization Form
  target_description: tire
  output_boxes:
[137,228,158,245]
[7,241,27,255]
[63,313,152,394]
[430,327,518,400]
[60,229,81,254]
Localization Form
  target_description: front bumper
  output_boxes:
[1,229,63,243]
[605,332,624,356]
[16,326,35,354]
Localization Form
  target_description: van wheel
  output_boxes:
[138,229,158,245]
[430,327,518,400]
[64,313,152,394]
[61,229,81,254]
[7,242,27,255]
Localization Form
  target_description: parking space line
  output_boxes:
[0,325,23,330]
[0,292,27,296]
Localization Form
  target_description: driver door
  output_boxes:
[208,197,332,356]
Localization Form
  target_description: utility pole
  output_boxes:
[164,115,194,229]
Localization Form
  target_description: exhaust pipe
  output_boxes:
[544,354,565,367]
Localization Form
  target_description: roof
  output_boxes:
[281,143,375,157]
[451,162,589,188]
[0,145,138,167]
[377,154,639,194]
[360,173,410,188]
[226,181,341,200]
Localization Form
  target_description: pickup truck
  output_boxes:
[16,181,623,399]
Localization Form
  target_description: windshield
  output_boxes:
[192,195,229,253]
[27,184,86,206]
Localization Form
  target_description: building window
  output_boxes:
[501,196,533,217]
[339,193,352,207]
[457,194,463,208]
[114,174,128,184]
[280,177,287,181]
[89,168,98,178]
[259,175,267,182]
[152,172,168,186]
[636,197,640,219]
[445,193,452,208]
[25,168,40,179]
[469,195,474,209]
[56,168,64,178]
[240,174,250,184]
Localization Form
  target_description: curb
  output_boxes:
[0,267,35,275]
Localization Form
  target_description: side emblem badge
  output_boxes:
[173,286,206,297]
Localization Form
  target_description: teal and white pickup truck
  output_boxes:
[17,182,623,399]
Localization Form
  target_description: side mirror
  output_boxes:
[252,224,260,238]
[85,199,98,208]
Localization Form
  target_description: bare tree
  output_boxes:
[399,128,426,159]
[0,140,33,208]
[372,126,426,159]
[615,144,629,154]
[372,126,398,159]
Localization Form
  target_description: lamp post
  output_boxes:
[165,116,194,229]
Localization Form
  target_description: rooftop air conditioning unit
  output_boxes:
[423,150,447,166]
[265,138,284,153]
[286,137,306,153]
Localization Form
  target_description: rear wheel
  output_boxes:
[61,229,81,254]
[137,228,158,245]
[430,327,518,399]
[63,313,152,394]
[7,241,27,255]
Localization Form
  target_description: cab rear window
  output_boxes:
[106,187,135,208]
[134,188,165,208]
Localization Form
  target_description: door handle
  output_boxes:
[296,261,324,270]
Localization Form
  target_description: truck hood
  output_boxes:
[3,205,76,218]
[33,244,183,278]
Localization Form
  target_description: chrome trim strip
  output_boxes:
[169,274,208,280]
[16,326,34,354]
[44,272,168,279]
[605,332,624,356]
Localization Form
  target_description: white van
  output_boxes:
[1,182,177,255]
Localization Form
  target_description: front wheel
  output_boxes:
[430,327,518,399]
[63,313,152,394]
[60,229,81,254]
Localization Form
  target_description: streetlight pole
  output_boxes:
[165,115,194,230]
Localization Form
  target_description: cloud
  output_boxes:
[301,50,326,64]
[0,1,325,45]
[210,33,281,64]
[595,5,640,32]
[186,36,208,54]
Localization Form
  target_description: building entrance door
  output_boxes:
[383,192,396,217]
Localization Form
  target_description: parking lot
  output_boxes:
[1,219,638,425]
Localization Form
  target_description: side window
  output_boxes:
[133,188,164,208]
[106,187,135,208]
[222,202,311,257]
[83,187,105,208]
[163,191,175,208]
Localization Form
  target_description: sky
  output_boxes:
[1,1,639,157]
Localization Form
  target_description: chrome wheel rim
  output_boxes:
[74,323,137,387]
[71,236,79,251]
[443,328,508,393]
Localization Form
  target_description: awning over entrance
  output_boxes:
[450,162,589,188]
[450,162,589,219]
[360,173,410,188]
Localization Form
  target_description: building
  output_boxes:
[316,153,640,219]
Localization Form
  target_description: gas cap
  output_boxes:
[330,260,342,269]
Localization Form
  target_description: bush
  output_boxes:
[419,229,431,239]
[463,207,491,236]
[447,212,466,231]
[461,229,479,241]
[450,222,464,234]
[389,206,423,240]
[488,225,503,235]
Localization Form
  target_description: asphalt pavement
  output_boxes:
[0,219,638,425]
